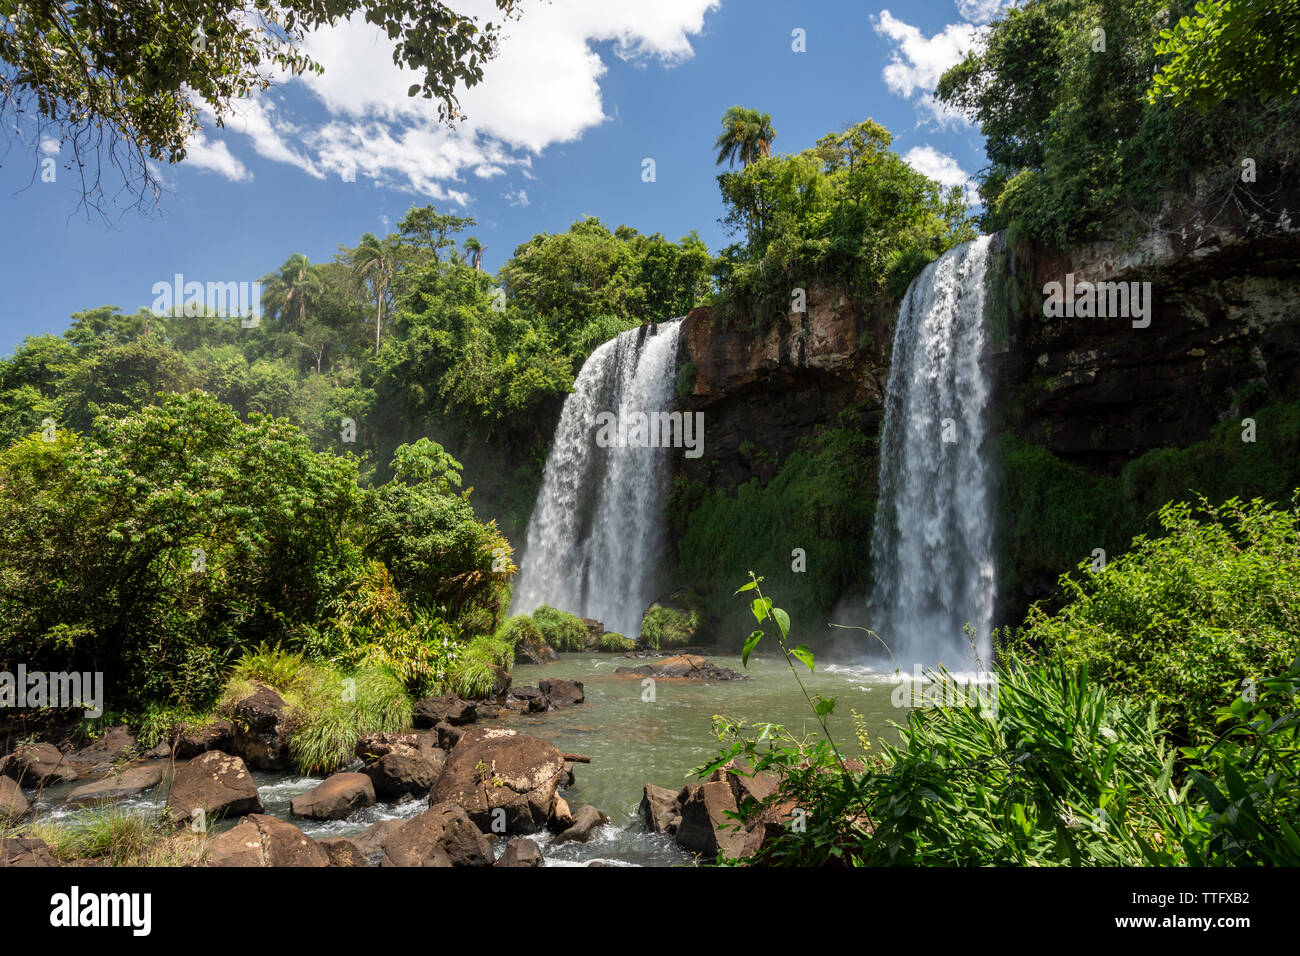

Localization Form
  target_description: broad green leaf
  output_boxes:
[742,629,763,667]
[790,644,814,672]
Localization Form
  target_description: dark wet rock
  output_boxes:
[208,814,329,867]
[228,684,293,771]
[581,618,604,649]
[413,695,478,728]
[0,776,29,821]
[353,819,406,866]
[0,837,57,867]
[430,727,565,835]
[290,772,376,821]
[640,783,682,836]
[614,654,744,681]
[675,781,744,859]
[507,685,549,713]
[495,838,544,867]
[0,742,78,788]
[316,836,367,868]
[166,750,263,827]
[65,764,164,808]
[538,678,584,708]
[378,802,493,867]
[435,721,466,751]
[69,725,137,768]
[363,750,445,801]
[514,635,560,666]
[173,719,234,759]
[553,804,609,845]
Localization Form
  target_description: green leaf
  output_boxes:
[772,607,790,639]
[734,580,758,594]
[790,644,814,672]
[814,695,837,717]
[742,629,763,667]
[750,596,772,624]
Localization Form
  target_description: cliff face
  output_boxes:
[677,282,894,489]
[993,205,1300,471]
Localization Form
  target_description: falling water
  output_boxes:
[511,320,682,637]
[868,236,996,670]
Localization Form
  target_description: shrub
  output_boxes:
[640,605,700,650]
[531,606,586,652]
[1014,495,1300,744]
[598,631,635,652]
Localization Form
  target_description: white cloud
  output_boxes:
[189,0,718,202]
[503,187,529,208]
[39,136,60,157]
[903,145,979,204]
[873,10,986,127]
[955,0,1013,22]
[183,132,252,182]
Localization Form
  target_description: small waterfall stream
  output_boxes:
[511,320,682,637]
[868,236,996,669]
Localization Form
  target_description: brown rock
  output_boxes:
[362,751,444,801]
[316,836,367,867]
[65,764,164,808]
[0,776,29,821]
[208,814,329,867]
[495,838,544,867]
[289,772,375,821]
[430,727,564,834]
[639,783,681,835]
[173,719,234,759]
[675,781,744,859]
[378,802,493,867]
[553,804,609,845]
[69,725,137,768]
[538,678,584,708]
[228,684,293,771]
[0,837,57,867]
[353,818,406,866]
[166,750,263,827]
[412,695,478,728]
[0,742,77,788]
[549,794,574,831]
[614,654,744,681]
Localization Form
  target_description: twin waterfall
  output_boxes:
[868,236,996,669]
[510,320,682,637]
[513,237,996,668]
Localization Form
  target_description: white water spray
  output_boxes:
[511,320,682,636]
[868,236,996,669]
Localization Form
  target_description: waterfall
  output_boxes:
[511,320,682,637]
[868,236,996,670]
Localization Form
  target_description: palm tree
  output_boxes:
[464,236,484,271]
[714,106,777,168]
[350,234,393,355]
[262,253,321,331]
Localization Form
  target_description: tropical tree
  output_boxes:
[464,237,485,270]
[349,233,396,354]
[398,204,476,265]
[263,253,322,331]
[714,106,777,168]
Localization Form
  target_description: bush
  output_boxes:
[598,631,635,652]
[531,606,587,652]
[1013,495,1300,745]
[640,605,701,650]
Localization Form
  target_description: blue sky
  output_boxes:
[0,0,1004,356]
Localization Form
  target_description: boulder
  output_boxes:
[495,838,544,867]
[430,727,565,834]
[553,804,609,845]
[674,781,744,859]
[353,819,406,866]
[363,751,444,801]
[538,678,584,708]
[173,719,234,759]
[65,764,164,807]
[0,742,78,788]
[549,795,574,831]
[69,725,137,768]
[507,685,549,713]
[581,618,604,649]
[514,635,559,666]
[228,684,293,771]
[0,776,29,821]
[435,721,466,751]
[413,695,478,728]
[354,731,422,760]
[378,802,494,867]
[559,761,576,789]
[166,750,263,827]
[488,665,512,698]
[708,760,780,807]
[208,814,329,867]
[615,654,744,681]
[0,837,57,867]
[640,783,682,836]
[316,837,367,868]
[733,797,801,860]
[290,772,375,821]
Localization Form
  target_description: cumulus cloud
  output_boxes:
[873,10,986,127]
[190,0,718,202]
[903,145,979,205]
[183,132,252,182]
[955,0,1013,22]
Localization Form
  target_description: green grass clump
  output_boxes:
[598,631,635,652]
[531,606,587,651]
[640,605,701,650]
